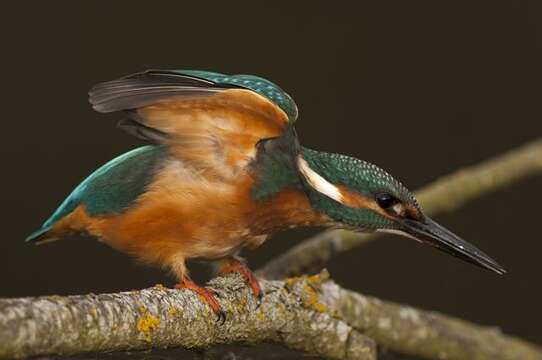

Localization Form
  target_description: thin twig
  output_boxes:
[257,138,542,279]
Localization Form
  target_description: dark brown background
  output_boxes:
[1,0,541,356]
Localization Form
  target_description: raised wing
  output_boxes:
[89,70,298,177]
[174,70,298,122]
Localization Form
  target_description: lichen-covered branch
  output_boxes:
[323,280,542,360]
[0,273,376,360]
[258,138,542,279]
[1,272,541,360]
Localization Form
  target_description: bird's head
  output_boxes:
[298,147,505,275]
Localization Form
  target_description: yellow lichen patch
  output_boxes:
[168,306,178,316]
[237,295,248,309]
[154,283,167,291]
[232,302,246,315]
[285,276,301,289]
[302,283,328,313]
[284,273,328,313]
[256,311,267,321]
[306,271,328,290]
[137,313,161,342]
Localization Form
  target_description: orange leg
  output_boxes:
[219,258,262,301]
[175,276,225,323]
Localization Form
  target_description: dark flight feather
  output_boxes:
[117,117,168,143]
[89,69,298,121]
[89,70,236,113]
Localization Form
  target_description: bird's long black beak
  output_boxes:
[401,217,506,275]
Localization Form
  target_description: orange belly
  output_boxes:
[89,185,254,266]
[52,159,328,278]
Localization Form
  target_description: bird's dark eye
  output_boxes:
[375,193,399,209]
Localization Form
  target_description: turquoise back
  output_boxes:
[40,145,167,230]
[174,70,298,122]
[251,126,301,200]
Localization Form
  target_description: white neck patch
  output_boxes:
[297,156,344,203]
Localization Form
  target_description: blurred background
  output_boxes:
[2,1,541,358]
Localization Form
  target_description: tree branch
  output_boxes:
[258,138,542,279]
[326,280,542,360]
[0,273,376,360]
[1,272,541,360]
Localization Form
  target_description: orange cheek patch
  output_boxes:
[405,204,422,220]
[337,186,397,221]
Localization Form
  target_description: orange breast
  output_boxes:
[245,187,330,237]
[53,159,328,269]
[88,164,250,266]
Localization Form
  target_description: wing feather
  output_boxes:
[89,70,292,177]
[89,71,225,112]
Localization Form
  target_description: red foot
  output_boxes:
[175,276,225,323]
[220,258,262,301]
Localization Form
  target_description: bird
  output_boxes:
[26,69,505,319]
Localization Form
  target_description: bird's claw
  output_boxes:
[175,277,226,324]
[215,308,226,324]
[254,290,264,308]
[219,258,263,308]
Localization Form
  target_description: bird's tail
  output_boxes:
[25,226,59,245]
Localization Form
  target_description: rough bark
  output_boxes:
[0,273,376,360]
[328,282,542,360]
[1,272,540,360]
[258,138,542,279]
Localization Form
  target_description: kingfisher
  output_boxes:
[26,70,505,319]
